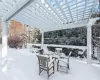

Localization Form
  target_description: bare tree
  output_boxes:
[8,20,27,48]
[31,27,41,43]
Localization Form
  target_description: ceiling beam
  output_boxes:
[76,0,78,22]
[22,8,57,27]
[15,16,58,31]
[83,0,87,20]
[3,0,35,22]
[44,21,88,32]
[29,6,57,26]
[14,15,50,29]
[14,17,46,28]
[36,0,62,26]
[55,0,68,23]
[87,0,97,22]
[16,13,52,28]
[65,0,73,22]
[45,0,65,23]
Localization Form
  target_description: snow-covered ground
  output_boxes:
[0,44,1,63]
[0,44,1,53]
[0,48,100,80]
[0,44,1,48]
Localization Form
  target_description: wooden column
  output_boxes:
[41,29,44,49]
[87,18,97,63]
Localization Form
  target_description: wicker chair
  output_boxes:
[36,55,55,78]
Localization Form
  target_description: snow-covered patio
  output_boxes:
[0,0,100,80]
[0,48,100,80]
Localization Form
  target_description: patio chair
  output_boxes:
[55,48,62,55]
[36,55,55,78]
[38,49,44,55]
[57,51,72,73]
[30,46,39,53]
[77,49,87,59]
[52,48,62,60]
[30,48,37,53]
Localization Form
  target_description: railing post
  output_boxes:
[87,18,97,63]
[41,29,44,49]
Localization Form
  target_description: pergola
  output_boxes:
[0,0,99,66]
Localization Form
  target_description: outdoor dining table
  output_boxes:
[52,55,60,61]
[43,51,69,62]
[43,51,54,56]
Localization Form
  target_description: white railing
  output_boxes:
[28,43,87,50]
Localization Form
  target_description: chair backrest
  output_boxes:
[55,48,62,55]
[67,51,72,63]
[56,48,62,53]
[78,49,86,55]
[37,55,50,67]
[38,49,44,55]
[68,51,72,58]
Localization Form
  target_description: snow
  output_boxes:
[0,44,1,53]
[0,48,100,80]
[0,44,1,63]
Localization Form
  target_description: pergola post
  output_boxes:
[87,18,97,63]
[87,23,92,63]
[2,21,8,67]
[41,29,44,49]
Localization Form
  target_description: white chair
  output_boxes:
[57,51,72,73]
[55,48,62,55]
[36,55,55,78]
[38,49,44,55]
[77,49,87,59]
[52,48,62,60]
[30,47,36,53]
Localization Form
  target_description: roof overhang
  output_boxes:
[0,0,98,31]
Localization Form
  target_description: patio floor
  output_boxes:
[0,48,100,80]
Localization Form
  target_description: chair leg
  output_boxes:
[39,67,43,75]
[39,68,41,75]
[68,59,70,70]
[53,62,55,73]
[57,60,59,71]
[68,63,70,70]
[47,68,49,78]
